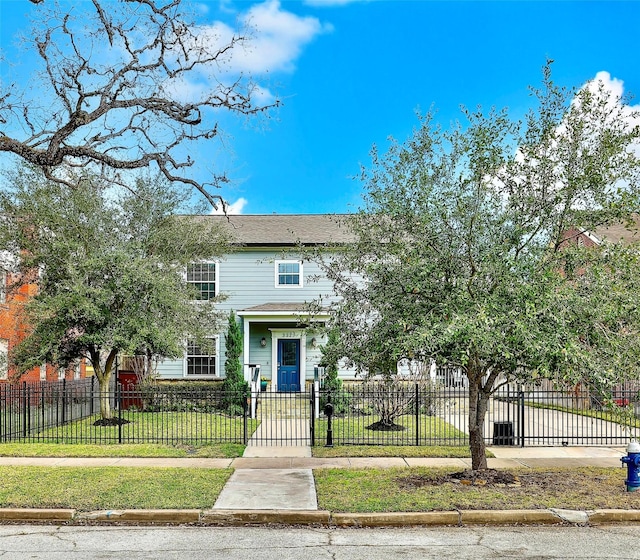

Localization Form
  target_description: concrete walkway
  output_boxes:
[213,468,318,510]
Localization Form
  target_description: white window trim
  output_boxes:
[186,261,219,301]
[274,260,303,288]
[184,336,219,378]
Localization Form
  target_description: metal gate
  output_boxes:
[247,389,313,446]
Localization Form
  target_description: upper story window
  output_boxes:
[187,262,218,300]
[275,260,302,288]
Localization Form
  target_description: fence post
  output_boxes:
[117,381,122,444]
[27,384,32,438]
[22,382,28,439]
[415,383,420,446]
[0,385,3,442]
[61,379,67,425]
[518,389,525,447]
[243,393,248,445]
[90,376,95,416]
[310,383,315,447]
[41,386,45,436]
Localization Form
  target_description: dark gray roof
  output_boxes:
[203,214,355,246]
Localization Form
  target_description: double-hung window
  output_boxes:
[186,339,218,377]
[275,260,302,287]
[187,262,217,300]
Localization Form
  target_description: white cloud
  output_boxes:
[580,71,640,157]
[589,71,624,98]
[304,0,365,6]
[166,1,330,103]
[210,197,248,215]
[237,0,333,74]
[189,1,331,75]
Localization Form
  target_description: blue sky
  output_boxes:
[1,0,640,215]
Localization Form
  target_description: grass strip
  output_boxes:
[0,466,232,510]
[312,445,487,458]
[0,443,245,458]
[314,466,640,512]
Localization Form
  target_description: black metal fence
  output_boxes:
[0,378,98,442]
[313,383,640,447]
[0,378,251,445]
[0,378,638,447]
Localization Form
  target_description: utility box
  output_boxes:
[492,421,514,446]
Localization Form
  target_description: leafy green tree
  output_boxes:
[320,63,640,470]
[222,311,248,415]
[0,168,230,422]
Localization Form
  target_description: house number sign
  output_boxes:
[280,331,299,338]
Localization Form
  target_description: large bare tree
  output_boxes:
[1,0,275,208]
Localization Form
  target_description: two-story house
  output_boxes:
[155,214,353,390]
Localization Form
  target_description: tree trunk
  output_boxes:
[468,363,502,471]
[90,347,118,421]
[468,376,488,470]
[98,373,112,420]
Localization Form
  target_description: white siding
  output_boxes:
[157,359,185,379]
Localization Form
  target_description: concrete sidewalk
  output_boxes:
[0,445,625,470]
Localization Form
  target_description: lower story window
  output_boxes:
[187,339,217,376]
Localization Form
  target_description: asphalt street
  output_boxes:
[0,525,639,559]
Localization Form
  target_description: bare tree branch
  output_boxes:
[1,0,278,204]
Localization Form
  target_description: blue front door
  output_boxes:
[277,339,300,392]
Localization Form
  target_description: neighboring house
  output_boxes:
[0,264,87,383]
[155,214,354,391]
[561,216,640,248]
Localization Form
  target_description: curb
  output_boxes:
[0,508,638,526]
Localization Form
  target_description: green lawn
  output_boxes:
[314,467,640,512]
[0,442,245,458]
[312,445,481,458]
[0,466,232,510]
[313,414,467,446]
[28,411,258,445]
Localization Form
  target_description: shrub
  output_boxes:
[221,311,248,415]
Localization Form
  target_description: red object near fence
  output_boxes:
[118,371,143,410]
